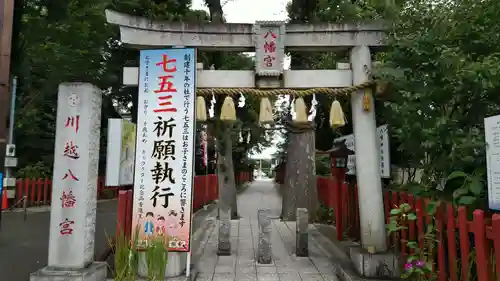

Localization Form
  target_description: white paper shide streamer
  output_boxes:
[208,93,216,118]
[290,97,297,120]
[308,94,318,122]
[238,93,246,108]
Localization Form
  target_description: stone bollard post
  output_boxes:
[257,209,272,264]
[217,207,231,256]
[296,208,309,257]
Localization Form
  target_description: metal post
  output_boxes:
[8,76,16,144]
[5,76,16,183]
[0,0,15,231]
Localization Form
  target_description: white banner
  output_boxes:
[132,48,196,251]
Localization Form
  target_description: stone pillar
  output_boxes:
[217,207,231,256]
[257,209,272,264]
[295,208,308,257]
[350,46,387,252]
[30,83,106,281]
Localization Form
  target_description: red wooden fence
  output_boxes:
[9,171,253,209]
[317,176,500,281]
[317,177,360,240]
[12,177,116,207]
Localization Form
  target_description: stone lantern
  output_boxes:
[329,139,355,181]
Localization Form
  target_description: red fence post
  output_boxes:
[399,192,408,257]
[328,178,335,208]
[202,176,208,207]
[492,214,500,279]
[43,179,50,205]
[416,198,425,249]
[116,191,128,237]
[446,204,458,281]
[16,179,23,202]
[125,190,133,238]
[214,175,219,199]
[354,185,360,241]
[391,192,399,249]
[30,179,37,205]
[407,194,416,254]
[473,210,491,281]
[334,178,342,240]
[384,191,391,248]
[458,207,470,281]
[341,183,348,235]
[36,178,43,205]
[435,203,446,281]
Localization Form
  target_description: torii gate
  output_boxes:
[106,10,397,278]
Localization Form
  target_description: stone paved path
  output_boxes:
[196,180,339,281]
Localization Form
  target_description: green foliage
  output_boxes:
[113,229,139,281]
[316,203,334,223]
[145,236,168,281]
[377,0,500,200]
[315,155,331,176]
[387,202,438,280]
[13,0,120,175]
[446,170,485,207]
[113,227,168,281]
[16,161,52,179]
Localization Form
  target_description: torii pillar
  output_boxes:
[106,10,400,278]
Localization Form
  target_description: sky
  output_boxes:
[191,0,291,160]
[191,0,290,23]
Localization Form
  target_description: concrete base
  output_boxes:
[30,262,107,281]
[348,246,402,278]
[138,252,187,278]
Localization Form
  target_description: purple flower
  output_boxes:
[415,260,425,267]
[404,263,413,270]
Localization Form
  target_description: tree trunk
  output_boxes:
[216,128,238,219]
[282,123,318,222]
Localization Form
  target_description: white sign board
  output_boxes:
[105,118,136,186]
[484,115,500,210]
[334,124,390,178]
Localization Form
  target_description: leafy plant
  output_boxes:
[446,170,485,206]
[113,228,139,281]
[16,161,51,179]
[387,202,439,280]
[315,155,331,176]
[316,203,334,223]
[145,235,168,281]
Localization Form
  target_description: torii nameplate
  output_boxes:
[254,21,286,76]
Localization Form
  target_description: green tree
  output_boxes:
[13,0,120,178]
[376,0,500,204]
